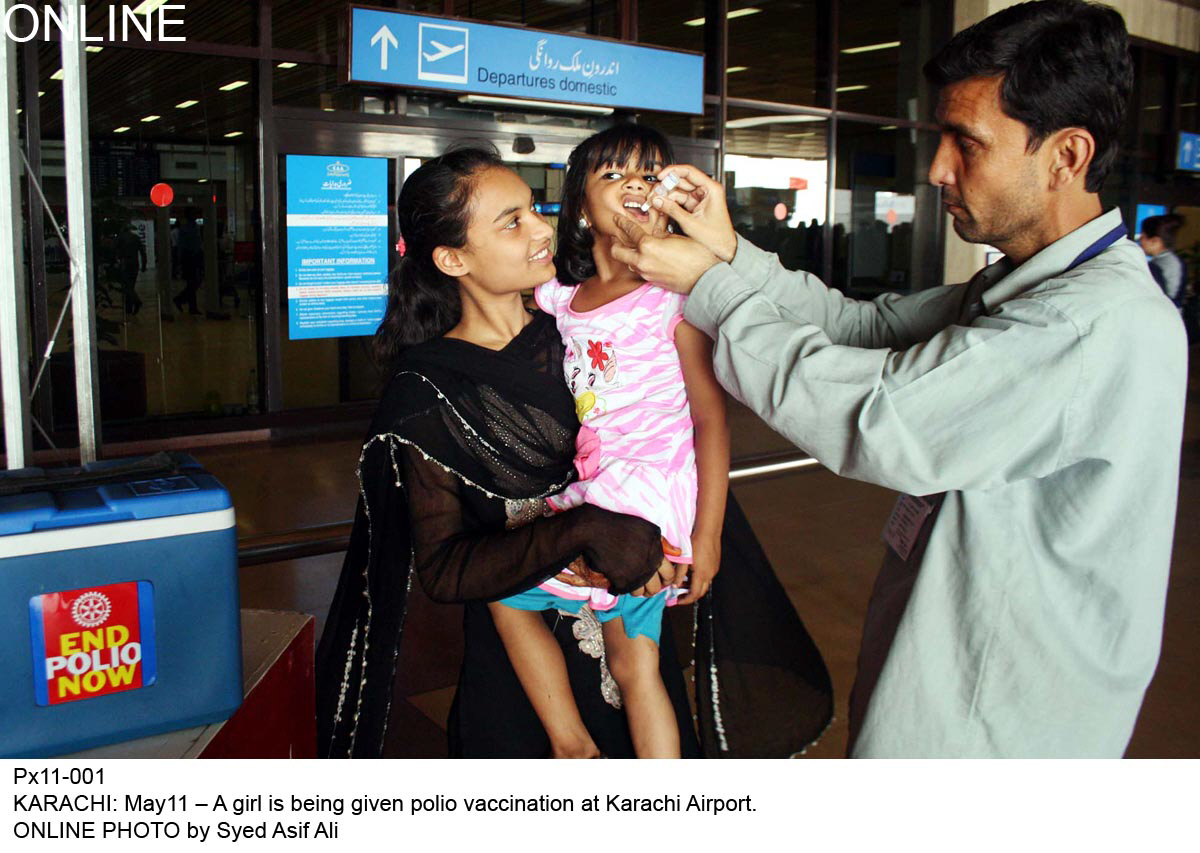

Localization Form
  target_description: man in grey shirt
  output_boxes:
[613,0,1187,756]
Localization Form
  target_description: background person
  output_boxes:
[611,0,1188,757]
[1139,213,1186,311]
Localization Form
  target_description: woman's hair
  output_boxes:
[1142,214,1183,249]
[374,145,504,372]
[555,123,675,285]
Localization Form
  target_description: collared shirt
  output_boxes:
[1148,249,1185,306]
[685,208,1188,757]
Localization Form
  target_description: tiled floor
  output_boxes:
[195,349,1200,758]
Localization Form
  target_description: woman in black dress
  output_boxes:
[316,146,832,758]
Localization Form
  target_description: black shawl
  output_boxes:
[316,311,832,758]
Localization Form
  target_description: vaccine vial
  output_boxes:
[640,171,681,212]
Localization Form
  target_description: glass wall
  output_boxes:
[11,0,971,451]
[1107,43,1200,286]
[833,121,942,295]
[724,113,831,275]
[726,1,827,106]
[21,41,261,446]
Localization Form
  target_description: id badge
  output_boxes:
[882,494,937,561]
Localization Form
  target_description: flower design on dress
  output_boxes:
[587,340,609,369]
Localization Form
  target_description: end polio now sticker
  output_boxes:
[28,581,157,706]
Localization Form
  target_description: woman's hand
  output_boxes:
[553,556,610,589]
[676,535,719,605]
[650,164,737,263]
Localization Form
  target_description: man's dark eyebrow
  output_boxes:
[940,120,989,146]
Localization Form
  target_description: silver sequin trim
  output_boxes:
[327,372,575,754]
[568,605,622,709]
[505,497,548,529]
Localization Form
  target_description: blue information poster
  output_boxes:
[348,7,704,115]
[1178,132,1200,172]
[285,154,388,340]
[1135,203,1167,237]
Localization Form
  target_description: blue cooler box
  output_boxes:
[0,453,241,757]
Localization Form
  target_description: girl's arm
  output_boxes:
[675,320,730,605]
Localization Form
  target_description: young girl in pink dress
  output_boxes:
[490,125,729,758]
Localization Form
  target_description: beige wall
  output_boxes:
[957,0,1200,50]
[942,0,1200,282]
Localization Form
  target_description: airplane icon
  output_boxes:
[417,23,469,84]
[423,40,465,63]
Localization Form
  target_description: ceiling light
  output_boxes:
[726,66,749,74]
[114,126,130,133]
[224,131,243,138]
[277,61,297,69]
[219,80,249,92]
[836,84,869,93]
[38,91,44,97]
[140,114,160,122]
[51,69,63,80]
[175,100,198,109]
[322,107,335,112]
[457,94,613,115]
[86,46,103,54]
[685,7,762,26]
[1144,105,1160,111]
[726,114,823,130]
[198,178,208,183]
[879,125,898,131]
[841,41,901,54]
[132,0,170,14]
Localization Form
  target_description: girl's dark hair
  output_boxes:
[1142,213,1183,248]
[555,123,675,284]
[374,145,504,372]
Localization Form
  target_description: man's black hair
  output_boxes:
[923,0,1132,193]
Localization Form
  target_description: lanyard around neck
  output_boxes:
[1066,223,1128,273]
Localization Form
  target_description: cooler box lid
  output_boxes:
[0,452,232,536]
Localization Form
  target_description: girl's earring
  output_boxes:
[579,216,589,228]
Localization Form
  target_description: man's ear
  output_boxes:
[433,245,469,278]
[1047,127,1095,191]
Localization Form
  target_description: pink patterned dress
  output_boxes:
[496,278,696,640]
[536,277,698,561]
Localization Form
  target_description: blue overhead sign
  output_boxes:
[1177,132,1200,172]
[348,7,704,115]
[285,155,389,340]
[1134,203,1167,236]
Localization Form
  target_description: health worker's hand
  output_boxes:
[650,164,737,263]
[610,215,720,295]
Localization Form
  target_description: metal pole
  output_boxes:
[22,41,52,437]
[257,0,283,412]
[61,0,102,463]
[0,0,33,468]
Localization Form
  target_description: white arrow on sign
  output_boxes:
[371,25,398,71]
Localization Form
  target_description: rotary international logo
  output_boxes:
[71,591,112,628]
